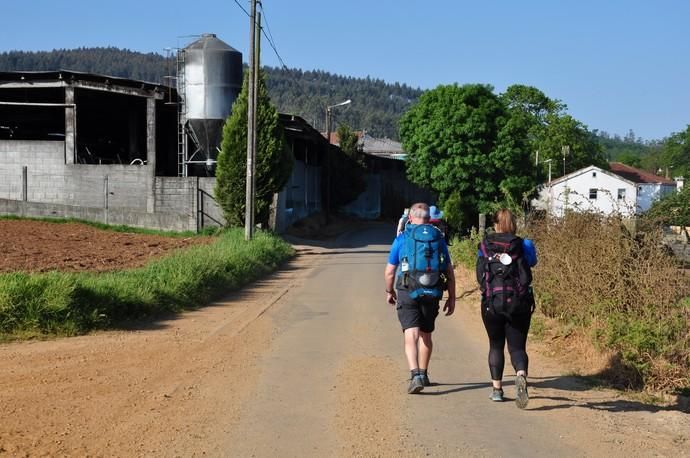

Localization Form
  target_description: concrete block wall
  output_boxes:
[154,177,225,230]
[0,141,65,200]
[0,140,152,210]
[0,140,236,232]
[155,177,196,215]
[0,198,196,233]
[198,177,225,228]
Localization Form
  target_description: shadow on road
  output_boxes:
[419,381,492,396]
[295,249,390,256]
[526,375,690,414]
[285,222,396,250]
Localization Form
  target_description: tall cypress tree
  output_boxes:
[215,70,292,227]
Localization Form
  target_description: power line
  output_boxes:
[232,0,250,17]
[230,1,325,120]
[257,4,324,116]
[258,2,277,51]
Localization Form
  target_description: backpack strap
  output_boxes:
[479,239,492,300]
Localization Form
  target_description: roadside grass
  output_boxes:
[0,228,293,340]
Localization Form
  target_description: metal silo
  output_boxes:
[178,33,242,176]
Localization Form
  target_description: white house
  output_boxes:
[540,162,678,217]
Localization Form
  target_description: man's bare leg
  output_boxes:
[418,331,433,370]
[403,327,420,370]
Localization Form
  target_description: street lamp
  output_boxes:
[324,99,351,222]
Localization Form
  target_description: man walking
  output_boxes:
[384,202,456,394]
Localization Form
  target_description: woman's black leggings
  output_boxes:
[481,307,532,380]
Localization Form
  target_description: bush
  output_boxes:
[449,227,482,270]
[0,229,294,339]
[529,212,690,391]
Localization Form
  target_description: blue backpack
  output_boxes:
[395,223,448,300]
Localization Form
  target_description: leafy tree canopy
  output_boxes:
[500,85,606,179]
[659,125,690,179]
[215,70,292,227]
[400,84,535,227]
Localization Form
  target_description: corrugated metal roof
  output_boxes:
[0,69,167,90]
[359,134,404,155]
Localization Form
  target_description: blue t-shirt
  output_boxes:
[476,238,537,267]
[388,232,451,266]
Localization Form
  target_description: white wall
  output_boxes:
[637,183,677,212]
[548,168,637,217]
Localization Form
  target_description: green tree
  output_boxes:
[501,84,566,125]
[535,114,608,177]
[215,70,293,227]
[336,124,358,157]
[616,151,642,168]
[501,85,606,179]
[400,83,534,228]
[336,123,364,166]
[659,125,690,178]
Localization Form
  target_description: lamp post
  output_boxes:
[324,99,351,223]
[561,145,570,176]
[544,158,553,185]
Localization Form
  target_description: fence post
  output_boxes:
[103,175,109,225]
[22,166,27,201]
[479,213,486,233]
[195,176,201,233]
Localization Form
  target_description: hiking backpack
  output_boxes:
[395,223,449,300]
[477,233,533,318]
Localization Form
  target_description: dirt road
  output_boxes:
[1,223,688,457]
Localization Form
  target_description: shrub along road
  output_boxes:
[0,223,688,456]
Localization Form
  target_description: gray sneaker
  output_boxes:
[515,375,529,409]
[489,388,504,402]
[408,375,424,394]
[420,373,431,387]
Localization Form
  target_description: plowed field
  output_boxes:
[0,220,210,273]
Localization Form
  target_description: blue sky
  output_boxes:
[2,0,689,140]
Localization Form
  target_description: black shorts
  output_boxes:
[396,292,440,333]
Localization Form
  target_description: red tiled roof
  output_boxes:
[609,162,675,185]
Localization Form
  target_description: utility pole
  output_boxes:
[252,10,261,231]
[245,0,258,241]
[324,105,332,224]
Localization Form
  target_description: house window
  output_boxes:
[592,172,597,177]
[617,188,626,200]
[589,188,598,199]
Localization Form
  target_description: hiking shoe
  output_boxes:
[489,388,504,402]
[420,373,431,387]
[408,375,424,394]
[515,374,529,409]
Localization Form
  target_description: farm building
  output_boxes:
[0,35,333,232]
[539,162,682,217]
[0,34,432,232]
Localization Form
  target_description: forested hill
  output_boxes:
[0,47,422,139]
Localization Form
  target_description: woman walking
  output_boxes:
[476,209,537,408]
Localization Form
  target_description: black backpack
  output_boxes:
[476,233,534,318]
